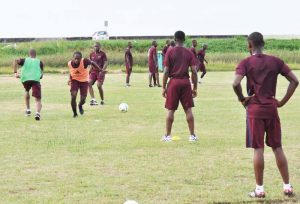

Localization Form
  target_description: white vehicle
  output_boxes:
[92,31,109,40]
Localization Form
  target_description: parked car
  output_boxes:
[92,31,109,40]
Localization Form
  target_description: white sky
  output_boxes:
[1,0,300,38]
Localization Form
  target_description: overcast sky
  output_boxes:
[1,0,300,38]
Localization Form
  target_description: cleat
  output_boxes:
[100,101,104,105]
[284,186,294,197]
[161,135,172,142]
[189,134,198,142]
[90,99,98,106]
[157,84,162,87]
[73,113,78,118]
[78,104,84,115]
[248,190,265,198]
[25,110,31,116]
[35,113,40,121]
[149,84,153,87]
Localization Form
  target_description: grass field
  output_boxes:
[0,72,299,204]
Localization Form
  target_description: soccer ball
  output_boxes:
[119,103,129,112]
[123,200,138,204]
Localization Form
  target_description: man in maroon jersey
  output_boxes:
[89,42,108,105]
[233,32,298,198]
[197,44,208,82]
[161,31,198,142]
[148,41,161,87]
[162,40,170,57]
[190,40,198,58]
[125,42,133,87]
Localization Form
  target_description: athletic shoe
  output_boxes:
[90,99,98,106]
[78,104,84,115]
[35,113,41,121]
[73,113,78,118]
[25,110,31,116]
[149,84,153,87]
[248,190,265,198]
[125,83,131,87]
[100,101,104,105]
[157,84,162,87]
[284,186,294,197]
[189,135,198,142]
[161,135,172,142]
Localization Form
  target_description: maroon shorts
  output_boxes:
[149,65,158,75]
[246,114,282,148]
[165,78,194,110]
[199,63,206,72]
[70,80,88,97]
[89,71,105,85]
[22,80,41,99]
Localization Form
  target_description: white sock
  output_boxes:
[26,109,31,111]
[283,183,291,190]
[92,98,95,101]
[255,185,264,193]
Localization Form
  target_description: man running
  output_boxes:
[13,49,43,120]
[197,44,208,82]
[89,42,108,105]
[68,51,101,117]
[125,42,133,87]
[162,31,198,142]
[233,32,298,198]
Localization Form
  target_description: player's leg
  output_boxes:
[166,110,175,136]
[70,80,79,117]
[149,73,153,87]
[89,76,97,105]
[32,82,42,120]
[266,117,294,196]
[78,82,88,115]
[155,71,161,87]
[153,73,157,86]
[162,79,179,141]
[200,66,207,79]
[97,72,105,105]
[184,108,196,137]
[24,91,31,115]
[22,82,31,116]
[247,118,266,198]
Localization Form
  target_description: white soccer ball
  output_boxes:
[119,103,129,112]
[124,200,138,204]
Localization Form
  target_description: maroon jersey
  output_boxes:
[148,46,157,72]
[190,47,197,58]
[125,48,133,67]
[164,46,197,79]
[90,51,107,73]
[197,49,205,63]
[236,54,291,119]
[162,45,169,56]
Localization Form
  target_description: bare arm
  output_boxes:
[90,60,101,71]
[162,66,169,97]
[276,71,299,107]
[13,59,20,78]
[103,60,108,72]
[232,74,253,107]
[191,65,198,97]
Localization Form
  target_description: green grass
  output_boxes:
[0,72,299,203]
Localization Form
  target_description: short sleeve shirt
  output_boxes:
[236,54,291,118]
[90,51,107,72]
[164,46,197,79]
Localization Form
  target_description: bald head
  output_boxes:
[29,49,36,58]
[93,42,101,52]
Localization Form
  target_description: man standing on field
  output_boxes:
[125,42,133,87]
[68,51,101,118]
[13,49,44,121]
[161,31,198,142]
[232,32,298,198]
[148,40,161,87]
[89,42,108,106]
